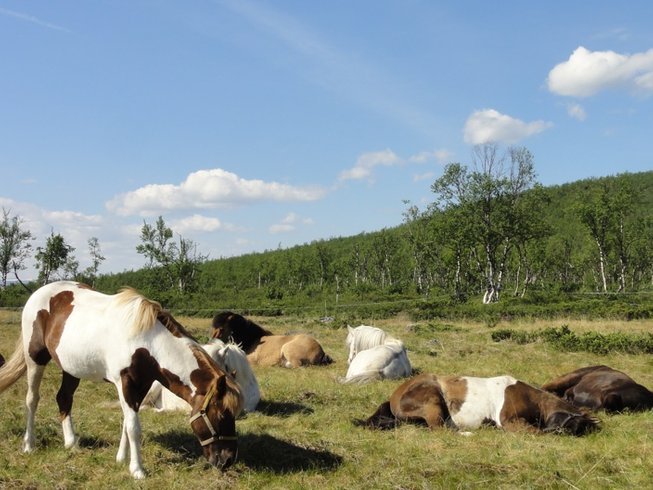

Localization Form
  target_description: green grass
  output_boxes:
[1,311,652,489]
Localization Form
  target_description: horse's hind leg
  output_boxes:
[57,371,81,449]
[23,359,46,453]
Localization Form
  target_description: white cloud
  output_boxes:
[547,46,653,97]
[413,172,435,182]
[0,7,71,33]
[408,149,452,164]
[339,149,401,181]
[106,168,327,216]
[567,103,587,121]
[269,212,313,234]
[463,109,552,145]
[170,214,223,234]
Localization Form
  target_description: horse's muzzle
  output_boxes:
[210,447,238,471]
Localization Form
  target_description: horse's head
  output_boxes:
[210,311,236,342]
[189,375,241,470]
[210,311,271,352]
[544,410,600,436]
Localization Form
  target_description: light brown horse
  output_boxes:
[211,311,333,368]
[355,373,600,436]
[541,365,653,412]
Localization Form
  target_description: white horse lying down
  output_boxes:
[345,325,388,364]
[341,326,412,384]
[144,339,260,413]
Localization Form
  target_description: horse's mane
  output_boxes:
[157,310,197,341]
[350,326,388,353]
[112,287,162,336]
[190,344,244,417]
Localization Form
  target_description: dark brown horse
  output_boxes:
[211,311,333,368]
[355,373,600,436]
[541,365,653,412]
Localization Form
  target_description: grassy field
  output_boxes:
[0,309,652,489]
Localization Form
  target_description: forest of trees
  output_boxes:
[1,145,652,319]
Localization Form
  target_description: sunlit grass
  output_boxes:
[0,310,651,488]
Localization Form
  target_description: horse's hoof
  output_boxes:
[64,437,79,450]
[131,468,146,479]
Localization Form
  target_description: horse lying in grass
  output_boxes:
[211,311,333,368]
[345,325,388,364]
[541,365,653,412]
[340,325,412,384]
[355,373,600,436]
[0,281,243,479]
[144,339,260,414]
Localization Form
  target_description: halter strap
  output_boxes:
[189,385,238,446]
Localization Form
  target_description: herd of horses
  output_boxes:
[0,281,651,479]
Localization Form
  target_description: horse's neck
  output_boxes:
[157,343,218,406]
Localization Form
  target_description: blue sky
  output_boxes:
[1,1,652,280]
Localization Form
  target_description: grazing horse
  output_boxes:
[345,325,388,364]
[0,281,243,479]
[211,311,333,368]
[144,339,260,414]
[541,365,653,412]
[355,373,600,436]
[340,326,412,384]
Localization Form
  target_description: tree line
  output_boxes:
[2,144,652,311]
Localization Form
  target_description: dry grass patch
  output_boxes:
[0,311,652,488]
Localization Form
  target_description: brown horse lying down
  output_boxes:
[211,311,333,368]
[355,373,600,436]
[541,365,653,412]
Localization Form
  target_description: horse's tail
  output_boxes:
[352,401,397,429]
[339,371,383,384]
[0,333,26,393]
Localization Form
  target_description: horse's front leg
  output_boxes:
[57,371,81,449]
[116,395,146,479]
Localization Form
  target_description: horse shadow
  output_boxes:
[151,431,342,473]
[256,399,314,417]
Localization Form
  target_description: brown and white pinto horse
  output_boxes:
[541,365,653,412]
[211,311,333,368]
[0,281,243,479]
[355,373,600,436]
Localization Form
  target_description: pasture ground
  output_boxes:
[0,309,652,489]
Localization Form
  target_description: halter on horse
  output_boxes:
[144,339,260,414]
[0,281,243,479]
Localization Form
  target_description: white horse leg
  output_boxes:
[116,422,129,463]
[57,371,81,449]
[61,415,77,449]
[23,359,45,453]
[116,394,145,479]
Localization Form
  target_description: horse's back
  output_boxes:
[345,341,411,382]
[442,375,518,429]
[562,366,653,411]
[250,333,330,368]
